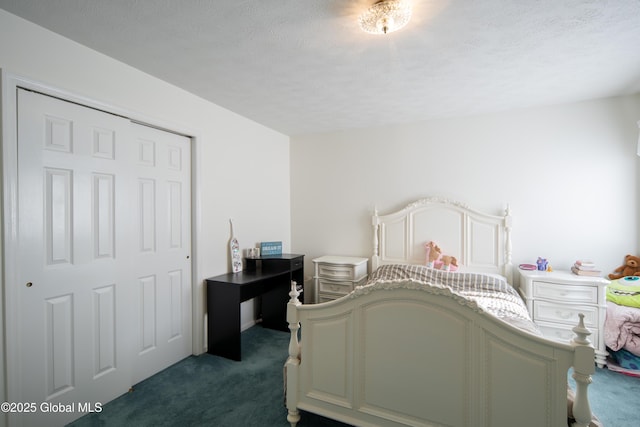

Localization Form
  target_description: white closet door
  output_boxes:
[13,89,192,426]
[130,123,192,384]
[16,89,136,427]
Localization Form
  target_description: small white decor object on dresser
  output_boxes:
[312,255,368,302]
[518,268,609,367]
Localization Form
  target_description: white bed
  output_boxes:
[284,198,596,427]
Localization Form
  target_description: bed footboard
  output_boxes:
[284,281,595,427]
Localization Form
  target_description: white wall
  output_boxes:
[291,95,640,292]
[0,8,290,370]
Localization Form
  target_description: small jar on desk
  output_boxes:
[313,256,368,303]
[517,269,609,367]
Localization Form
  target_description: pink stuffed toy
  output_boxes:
[424,241,458,271]
[424,241,441,267]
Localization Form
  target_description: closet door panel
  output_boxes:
[130,122,192,384]
[15,89,134,426]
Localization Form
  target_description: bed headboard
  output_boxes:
[371,197,513,282]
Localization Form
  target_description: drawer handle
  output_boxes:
[555,310,573,320]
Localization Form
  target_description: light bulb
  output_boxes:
[359,0,412,35]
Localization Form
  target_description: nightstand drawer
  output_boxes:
[318,263,366,280]
[532,281,598,303]
[318,276,367,295]
[318,295,338,303]
[537,320,600,347]
[319,278,353,295]
[533,301,598,327]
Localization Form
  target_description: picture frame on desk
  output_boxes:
[260,241,282,256]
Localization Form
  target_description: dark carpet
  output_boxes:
[69,326,639,426]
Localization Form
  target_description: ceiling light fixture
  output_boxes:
[359,0,412,35]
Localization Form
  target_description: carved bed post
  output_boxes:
[504,204,513,283]
[285,281,302,427]
[570,314,595,427]
[372,207,379,271]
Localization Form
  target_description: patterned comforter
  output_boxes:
[366,264,541,336]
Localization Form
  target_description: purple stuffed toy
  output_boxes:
[536,257,548,271]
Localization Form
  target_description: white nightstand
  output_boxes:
[518,269,609,367]
[313,256,368,303]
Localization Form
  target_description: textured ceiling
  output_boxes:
[1,0,639,136]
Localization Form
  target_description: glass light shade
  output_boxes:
[359,0,412,35]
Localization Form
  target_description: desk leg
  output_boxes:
[262,279,290,331]
[207,283,242,361]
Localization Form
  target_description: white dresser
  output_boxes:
[313,256,368,303]
[518,269,609,367]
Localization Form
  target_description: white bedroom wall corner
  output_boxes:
[190,133,206,355]
[0,71,4,427]
[0,69,22,427]
[636,95,640,252]
[0,67,12,427]
[636,116,640,252]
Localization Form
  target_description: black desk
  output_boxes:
[206,254,304,361]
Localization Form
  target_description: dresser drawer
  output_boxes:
[536,320,600,346]
[533,301,598,327]
[318,263,367,280]
[532,281,598,303]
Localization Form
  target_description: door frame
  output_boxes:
[0,70,205,421]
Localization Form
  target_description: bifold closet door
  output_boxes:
[16,89,136,427]
[129,122,192,384]
[13,89,191,426]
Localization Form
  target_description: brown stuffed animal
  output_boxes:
[608,255,640,280]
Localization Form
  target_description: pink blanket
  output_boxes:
[605,301,640,356]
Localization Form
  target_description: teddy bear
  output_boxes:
[608,254,640,280]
